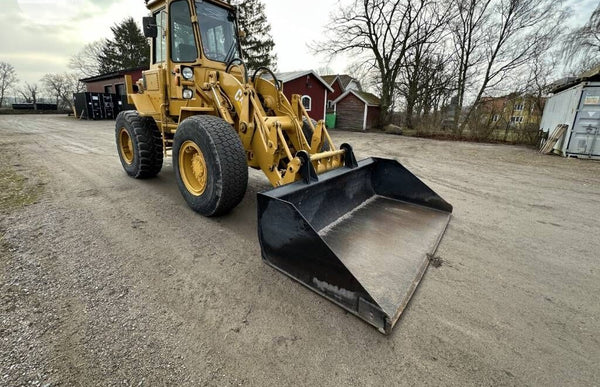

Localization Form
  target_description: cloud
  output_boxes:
[0,0,594,88]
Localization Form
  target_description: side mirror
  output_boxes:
[142,16,157,39]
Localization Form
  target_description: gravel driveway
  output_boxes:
[1,114,599,386]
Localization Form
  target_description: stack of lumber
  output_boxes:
[540,124,568,155]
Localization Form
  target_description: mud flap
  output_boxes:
[257,155,452,334]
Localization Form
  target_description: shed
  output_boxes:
[80,66,147,96]
[275,71,334,121]
[540,67,600,159]
[333,90,381,131]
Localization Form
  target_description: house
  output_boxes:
[80,66,147,96]
[321,74,362,110]
[275,70,334,121]
[478,93,545,127]
[332,90,381,131]
[321,74,381,130]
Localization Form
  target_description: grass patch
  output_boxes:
[0,160,44,212]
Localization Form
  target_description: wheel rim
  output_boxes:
[119,128,134,165]
[179,140,208,196]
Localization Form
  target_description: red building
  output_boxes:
[276,71,334,121]
[322,74,362,107]
[80,67,146,96]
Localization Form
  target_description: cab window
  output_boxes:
[196,1,239,62]
[153,10,167,63]
[170,0,198,62]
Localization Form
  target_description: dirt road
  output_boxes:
[1,115,599,386]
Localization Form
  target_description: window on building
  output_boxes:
[510,116,523,124]
[104,85,113,94]
[153,9,167,63]
[492,114,499,122]
[514,103,524,111]
[301,95,312,111]
[171,0,197,62]
[115,83,126,96]
[327,100,334,110]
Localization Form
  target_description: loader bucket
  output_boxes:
[257,154,452,334]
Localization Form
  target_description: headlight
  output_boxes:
[182,88,193,99]
[181,66,194,80]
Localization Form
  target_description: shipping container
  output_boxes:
[540,81,600,159]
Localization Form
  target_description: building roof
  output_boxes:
[333,89,380,106]
[322,74,360,90]
[272,70,334,92]
[321,75,337,85]
[549,66,600,93]
[79,66,147,83]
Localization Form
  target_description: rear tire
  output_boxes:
[173,115,248,217]
[115,111,163,178]
[302,118,330,152]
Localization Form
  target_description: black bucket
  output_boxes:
[257,154,452,334]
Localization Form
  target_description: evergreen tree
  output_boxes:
[99,17,150,73]
[230,0,277,71]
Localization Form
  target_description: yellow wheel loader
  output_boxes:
[116,0,452,334]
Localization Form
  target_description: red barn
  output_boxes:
[276,71,334,121]
[80,66,146,96]
[333,90,381,131]
[322,74,362,108]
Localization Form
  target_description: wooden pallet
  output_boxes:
[540,124,568,155]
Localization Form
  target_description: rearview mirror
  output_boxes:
[142,16,157,39]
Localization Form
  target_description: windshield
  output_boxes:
[196,1,240,63]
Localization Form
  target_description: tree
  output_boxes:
[69,41,105,77]
[99,17,149,74]
[450,0,491,131]
[230,0,277,71]
[562,4,600,75]
[316,0,452,126]
[0,62,17,108]
[18,83,39,109]
[41,73,84,113]
[460,0,566,131]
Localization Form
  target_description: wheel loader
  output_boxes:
[115,0,452,334]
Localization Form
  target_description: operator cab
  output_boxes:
[144,0,241,66]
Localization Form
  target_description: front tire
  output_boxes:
[173,115,248,217]
[302,118,330,152]
[115,111,163,178]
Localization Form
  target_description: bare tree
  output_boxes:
[18,83,39,109]
[68,41,105,77]
[0,62,18,108]
[316,0,452,126]
[525,44,559,117]
[397,34,455,129]
[450,0,492,131]
[460,0,566,131]
[42,73,85,113]
[562,3,600,74]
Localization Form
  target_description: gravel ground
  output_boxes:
[1,114,599,386]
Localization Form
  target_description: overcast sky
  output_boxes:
[0,0,595,88]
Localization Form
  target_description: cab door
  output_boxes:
[167,0,199,116]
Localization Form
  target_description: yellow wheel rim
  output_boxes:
[119,128,134,165]
[179,140,208,196]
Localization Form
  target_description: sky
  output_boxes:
[0,0,596,89]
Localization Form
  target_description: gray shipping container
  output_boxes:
[540,81,600,159]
